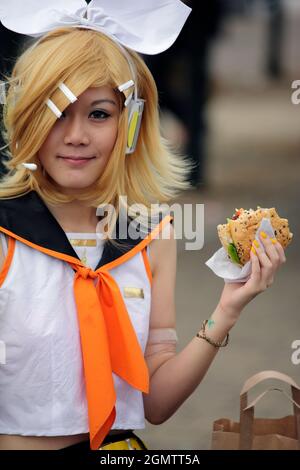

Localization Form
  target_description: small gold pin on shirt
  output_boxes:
[123,287,144,299]
[69,239,97,247]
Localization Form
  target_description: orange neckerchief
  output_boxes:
[70,265,149,450]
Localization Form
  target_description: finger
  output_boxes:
[253,238,274,288]
[250,245,273,291]
[245,247,263,295]
[253,237,272,270]
[249,246,261,281]
[258,232,280,269]
[270,238,286,263]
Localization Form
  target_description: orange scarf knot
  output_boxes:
[75,265,98,280]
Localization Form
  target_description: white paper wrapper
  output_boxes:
[205,218,275,283]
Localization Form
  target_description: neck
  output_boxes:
[46,200,100,233]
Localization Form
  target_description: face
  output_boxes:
[38,86,121,194]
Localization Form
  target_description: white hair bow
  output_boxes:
[0,0,191,55]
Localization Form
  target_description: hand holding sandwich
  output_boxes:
[216,207,292,323]
[218,230,286,321]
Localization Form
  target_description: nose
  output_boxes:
[63,115,90,146]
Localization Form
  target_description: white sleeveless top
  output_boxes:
[0,232,152,436]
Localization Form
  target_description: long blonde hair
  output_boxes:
[0,27,192,240]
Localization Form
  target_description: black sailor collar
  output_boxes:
[0,190,156,270]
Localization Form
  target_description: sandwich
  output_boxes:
[217,207,293,266]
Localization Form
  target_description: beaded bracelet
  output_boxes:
[196,319,229,348]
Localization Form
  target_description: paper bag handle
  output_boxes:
[244,387,300,411]
[239,370,300,450]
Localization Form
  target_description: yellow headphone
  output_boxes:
[116,57,145,156]
[126,98,145,154]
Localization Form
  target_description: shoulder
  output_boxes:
[148,221,176,277]
[147,222,177,329]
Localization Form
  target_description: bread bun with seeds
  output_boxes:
[217,207,293,266]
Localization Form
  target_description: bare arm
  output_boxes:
[143,225,286,425]
[143,225,233,424]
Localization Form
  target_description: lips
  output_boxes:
[57,155,96,166]
[58,155,95,160]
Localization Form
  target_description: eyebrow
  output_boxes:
[90,99,117,106]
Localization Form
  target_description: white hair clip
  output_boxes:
[46,99,62,119]
[17,163,38,171]
[58,82,77,103]
[118,80,134,93]
[124,93,133,108]
[46,82,78,118]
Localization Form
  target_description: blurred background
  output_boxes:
[0,0,299,450]
[140,0,300,449]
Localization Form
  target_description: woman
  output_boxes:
[0,1,286,450]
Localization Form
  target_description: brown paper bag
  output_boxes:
[211,370,300,450]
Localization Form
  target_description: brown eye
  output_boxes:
[90,110,110,120]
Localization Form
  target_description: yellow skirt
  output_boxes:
[62,431,147,451]
[99,432,147,450]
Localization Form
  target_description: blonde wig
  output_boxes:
[0,27,193,241]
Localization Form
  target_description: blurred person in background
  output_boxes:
[0,25,25,176]
[145,0,284,189]
[145,1,228,189]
